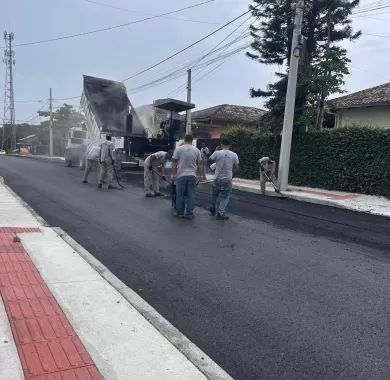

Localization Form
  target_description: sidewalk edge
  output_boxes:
[0,176,48,226]
[232,183,349,211]
[53,227,234,380]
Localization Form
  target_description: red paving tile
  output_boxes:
[0,227,103,380]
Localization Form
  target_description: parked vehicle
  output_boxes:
[64,127,87,168]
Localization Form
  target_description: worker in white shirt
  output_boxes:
[144,149,173,197]
[258,156,277,194]
[82,140,103,184]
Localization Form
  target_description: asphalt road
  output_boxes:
[1,155,390,380]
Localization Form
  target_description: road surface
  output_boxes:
[1,155,390,380]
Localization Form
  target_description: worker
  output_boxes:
[200,143,210,181]
[171,134,202,219]
[98,135,115,189]
[258,156,277,194]
[208,138,239,220]
[82,140,102,184]
[144,149,173,197]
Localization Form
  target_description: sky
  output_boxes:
[0,0,390,123]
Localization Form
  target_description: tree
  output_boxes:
[38,104,85,155]
[247,0,361,134]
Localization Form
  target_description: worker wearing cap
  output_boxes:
[144,149,173,197]
[258,156,277,194]
[98,135,115,189]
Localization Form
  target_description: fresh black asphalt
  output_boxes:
[1,155,390,380]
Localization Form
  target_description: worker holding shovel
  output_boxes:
[144,149,173,197]
[258,156,277,195]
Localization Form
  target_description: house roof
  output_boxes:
[189,104,266,124]
[330,82,390,109]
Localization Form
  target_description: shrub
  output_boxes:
[223,127,390,197]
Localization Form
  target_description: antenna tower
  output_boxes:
[2,32,16,151]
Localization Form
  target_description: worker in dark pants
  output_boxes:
[98,135,115,189]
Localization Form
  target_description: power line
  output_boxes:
[364,32,390,39]
[19,100,50,124]
[0,99,44,103]
[167,16,254,97]
[122,7,256,82]
[352,3,390,15]
[129,40,250,94]
[53,96,81,101]
[0,0,216,48]
[83,0,222,25]
[128,31,251,92]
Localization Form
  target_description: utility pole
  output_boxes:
[49,88,53,156]
[2,32,16,151]
[186,69,192,134]
[277,1,304,191]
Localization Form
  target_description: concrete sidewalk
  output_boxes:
[0,177,233,380]
[228,177,390,218]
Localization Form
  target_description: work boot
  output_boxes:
[216,212,229,220]
[173,211,185,218]
[209,207,216,216]
[82,180,88,184]
[154,192,164,197]
[145,193,155,197]
[98,184,102,189]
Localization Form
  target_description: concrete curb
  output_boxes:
[0,176,48,226]
[232,183,350,210]
[53,227,234,380]
[233,184,282,198]
[13,154,65,163]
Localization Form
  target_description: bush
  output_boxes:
[223,126,390,197]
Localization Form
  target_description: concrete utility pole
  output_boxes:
[2,32,16,151]
[186,69,192,134]
[49,88,53,156]
[277,1,304,191]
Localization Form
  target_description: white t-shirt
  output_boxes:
[173,144,201,178]
[145,151,167,167]
[210,149,239,181]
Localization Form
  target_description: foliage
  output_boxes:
[38,104,85,155]
[223,127,390,197]
[247,0,361,133]
[0,104,84,155]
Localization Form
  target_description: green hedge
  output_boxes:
[223,127,390,197]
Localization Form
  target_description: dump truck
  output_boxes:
[79,75,195,169]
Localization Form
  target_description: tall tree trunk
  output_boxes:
[315,15,331,130]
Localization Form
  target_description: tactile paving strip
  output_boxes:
[0,228,103,380]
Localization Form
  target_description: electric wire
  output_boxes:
[128,32,251,93]
[121,6,258,82]
[83,0,222,25]
[19,100,50,124]
[0,0,216,48]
